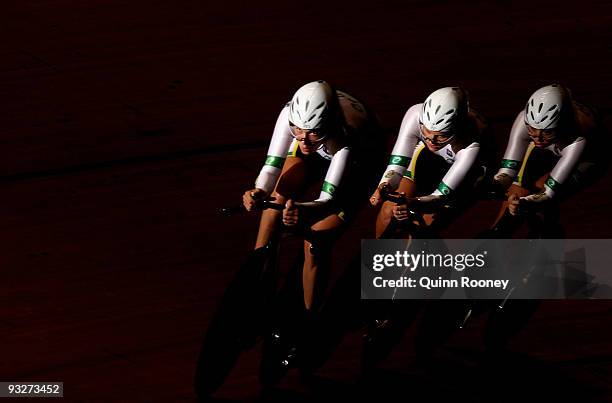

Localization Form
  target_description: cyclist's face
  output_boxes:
[420,125,454,151]
[526,124,557,148]
[290,124,326,154]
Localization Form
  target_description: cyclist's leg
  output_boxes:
[479,180,541,352]
[485,158,604,351]
[262,212,346,381]
[302,155,386,373]
[303,214,345,311]
[488,183,531,234]
[255,156,309,249]
[483,155,559,353]
[398,159,485,360]
[198,157,313,396]
[410,165,492,358]
[375,177,416,238]
[489,146,555,236]
[369,151,450,366]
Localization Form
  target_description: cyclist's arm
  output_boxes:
[522,137,587,203]
[415,143,480,210]
[254,106,293,194]
[314,147,351,203]
[494,111,531,187]
[377,104,421,190]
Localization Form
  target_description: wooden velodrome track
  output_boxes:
[2,1,612,401]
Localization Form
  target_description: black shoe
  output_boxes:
[259,330,296,388]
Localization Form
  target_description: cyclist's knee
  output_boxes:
[270,191,288,205]
[311,214,344,232]
[304,239,331,260]
[378,201,396,221]
[288,215,343,259]
[304,239,322,257]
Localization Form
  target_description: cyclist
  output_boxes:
[483,84,607,352]
[370,86,491,237]
[241,80,383,370]
[489,84,606,237]
[364,87,493,367]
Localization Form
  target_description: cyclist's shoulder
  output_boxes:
[405,103,422,117]
[277,102,291,119]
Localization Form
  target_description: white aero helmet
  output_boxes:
[288,80,335,130]
[420,87,468,132]
[524,84,570,130]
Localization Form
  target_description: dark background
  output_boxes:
[2,0,611,401]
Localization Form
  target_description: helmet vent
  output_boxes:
[530,111,535,120]
[530,99,534,106]
[435,105,441,114]
[307,114,317,122]
[436,118,445,125]
[314,101,325,110]
[427,112,431,120]
[548,105,557,112]
[538,103,543,113]
[445,109,455,115]
[549,110,559,121]
[305,100,310,111]
[428,99,432,107]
